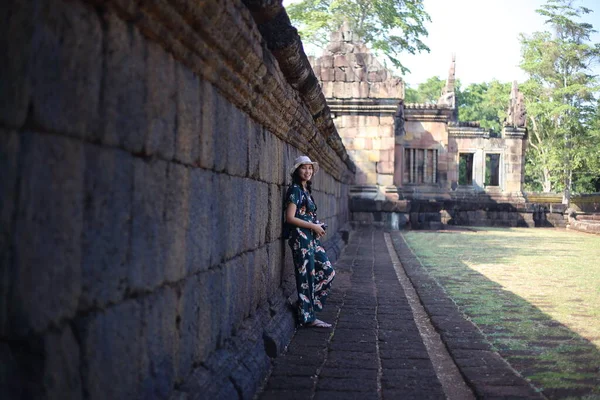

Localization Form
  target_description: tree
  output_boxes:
[519,0,600,201]
[404,76,446,103]
[286,0,430,73]
[458,80,511,134]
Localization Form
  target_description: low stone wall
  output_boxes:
[0,1,352,399]
[567,213,600,235]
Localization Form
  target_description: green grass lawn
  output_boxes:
[402,227,600,399]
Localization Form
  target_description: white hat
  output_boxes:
[289,155,319,177]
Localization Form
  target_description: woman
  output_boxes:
[284,155,335,328]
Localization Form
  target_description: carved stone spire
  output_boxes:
[437,54,456,109]
[505,80,526,128]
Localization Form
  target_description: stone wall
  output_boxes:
[0,1,353,399]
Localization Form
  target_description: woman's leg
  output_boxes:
[290,238,316,324]
[313,242,335,311]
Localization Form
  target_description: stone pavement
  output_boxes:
[257,228,543,400]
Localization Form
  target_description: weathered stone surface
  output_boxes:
[31,0,102,139]
[177,270,222,381]
[130,158,168,292]
[43,325,83,400]
[101,10,146,152]
[214,174,244,262]
[213,89,231,173]
[228,104,250,176]
[12,132,83,335]
[186,168,214,273]
[0,130,19,335]
[78,300,143,400]
[247,118,264,179]
[145,42,176,159]
[164,163,190,283]
[253,247,269,311]
[267,183,283,242]
[199,80,216,170]
[140,287,178,399]
[266,241,284,297]
[175,64,201,165]
[0,0,35,127]
[222,255,248,340]
[81,145,133,309]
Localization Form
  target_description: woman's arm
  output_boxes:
[286,203,326,236]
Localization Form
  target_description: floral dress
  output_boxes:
[284,183,335,325]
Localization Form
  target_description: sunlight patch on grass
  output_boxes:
[402,227,600,396]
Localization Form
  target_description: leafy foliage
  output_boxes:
[404,76,446,103]
[519,0,600,197]
[457,80,511,134]
[286,0,431,73]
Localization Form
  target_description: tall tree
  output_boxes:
[286,0,430,73]
[519,0,600,201]
[458,80,511,134]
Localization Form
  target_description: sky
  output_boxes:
[283,0,600,88]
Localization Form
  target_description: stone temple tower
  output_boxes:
[309,23,404,201]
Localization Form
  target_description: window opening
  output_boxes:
[458,153,474,185]
[485,153,501,186]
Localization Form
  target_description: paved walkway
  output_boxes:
[258,228,543,400]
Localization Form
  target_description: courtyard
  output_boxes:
[400,227,600,398]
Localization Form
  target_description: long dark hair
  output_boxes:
[292,168,313,194]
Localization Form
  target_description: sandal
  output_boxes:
[306,319,332,328]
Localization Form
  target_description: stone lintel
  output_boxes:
[448,127,490,138]
[503,126,527,138]
[329,99,400,115]
[404,107,453,122]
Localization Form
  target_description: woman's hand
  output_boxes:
[312,223,326,238]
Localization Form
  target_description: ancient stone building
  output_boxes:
[311,27,529,228]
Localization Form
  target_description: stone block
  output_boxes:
[255,181,269,248]
[145,42,176,159]
[199,80,216,170]
[332,81,345,99]
[350,81,361,98]
[130,158,167,292]
[334,67,346,81]
[80,145,133,310]
[177,270,222,381]
[266,241,284,297]
[164,163,190,283]
[229,106,250,177]
[321,80,333,97]
[186,168,214,273]
[377,161,394,174]
[30,0,102,139]
[214,174,243,262]
[333,55,347,67]
[140,287,178,399]
[267,184,283,242]
[175,65,201,165]
[213,89,231,173]
[12,132,83,335]
[0,130,19,335]
[0,0,35,127]
[222,255,247,339]
[320,55,333,67]
[252,247,269,312]
[359,81,370,97]
[78,299,143,400]
[377,174,394,186]
[247,118,263,179]
[101,10,146,152]
[43,325,83,400]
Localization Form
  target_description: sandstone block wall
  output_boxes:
[0,1,352,398]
